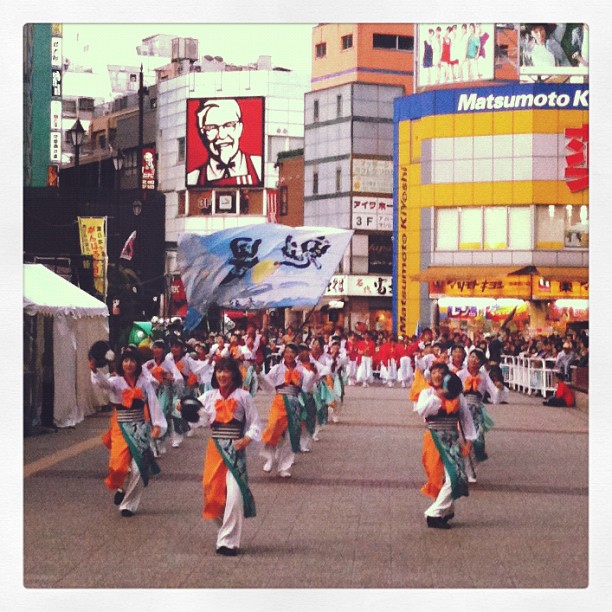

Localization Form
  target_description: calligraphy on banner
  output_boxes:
[78,217,107,297]
[178,224,353,331]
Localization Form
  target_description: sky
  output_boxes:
[61,23,316,76]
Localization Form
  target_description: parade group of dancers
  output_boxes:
[89,325,509,555]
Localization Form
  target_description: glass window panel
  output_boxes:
[436,208,458,251]
[535,205,564,249]
[508,207,532,249]
[459,207,482,250]
[484,207,507,249]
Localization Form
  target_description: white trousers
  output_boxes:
[214,469,244,550]
[119,458,144,514]
[397,356,414,385]
[299,427,313,451]
[424,467,455,518]
[356,356,373,383]
[260,433,294,472]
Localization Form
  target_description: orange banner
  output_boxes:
[430,276,532,299]
[532,278,589,299]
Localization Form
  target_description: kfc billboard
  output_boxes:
[186,96,265,189]
[416,23,495,89]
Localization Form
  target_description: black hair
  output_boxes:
[470,348,487,365]
[211,357,243,390]
[430,362,449,374]
[443,372,463,400]
[117,347,143,379]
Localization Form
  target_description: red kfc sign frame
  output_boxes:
[185,96,265,189]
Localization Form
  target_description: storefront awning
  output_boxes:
[410,266,524,282]
[411,265,589,283]
[533,267,589,282]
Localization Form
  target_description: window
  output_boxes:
[508,207,532,249]
[336,94,343,118]
[373,33,414,51]
[436,208,459,251]
[315,43,327,58]
[484,207,507,249]
[98,134,107,150]
[177,137,185,163]
[177,190,186,216]
[313,171,319,195]
[535,205,588,250]
[459,208,482,250]
[78,97,94,112]
[336,167,342,192]
[313,100,319,123]
[435,206,535,252]
[341,34,353,50]
[63,99,77,117]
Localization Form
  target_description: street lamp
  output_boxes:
[109,148,125,354]
[67,118,85,167]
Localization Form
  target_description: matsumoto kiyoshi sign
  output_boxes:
[457,88,588,112]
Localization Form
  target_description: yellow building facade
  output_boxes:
[394,83,589,337]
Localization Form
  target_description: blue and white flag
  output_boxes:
[178,224,353,331]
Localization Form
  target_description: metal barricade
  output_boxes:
[500,355,557,398]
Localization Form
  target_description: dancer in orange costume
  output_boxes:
[258,343,315,478]
[90,347,167,517]
[414,362,476,529]
[187,357,260,556]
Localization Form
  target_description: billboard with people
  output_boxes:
[416,23,495,89]
[519,23,588,80]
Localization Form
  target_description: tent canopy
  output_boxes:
[23,263,108,318]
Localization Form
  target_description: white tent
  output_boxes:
[24,264,109,429]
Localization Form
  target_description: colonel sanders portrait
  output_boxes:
[186,98,263,188]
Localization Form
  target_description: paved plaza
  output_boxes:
[15,384,601,607]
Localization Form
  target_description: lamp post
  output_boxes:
[111,148,125,257]
[109,148,125,352]
[67,118,85,182]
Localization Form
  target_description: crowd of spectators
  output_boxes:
[154,316,587,384]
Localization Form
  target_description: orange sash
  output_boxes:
[421,430,444,498]
[186,372,199,387]
[440,397,460,415]
[284,369,301,386]
[214,398,237,424]
[261,394,288,446]
[121,387,143,408]
[202,439,227,520]
[463,375,480,393]
[409,369,429,401]
[150,365,164,383]
[101,411,131,490]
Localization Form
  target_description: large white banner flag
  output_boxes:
[178,224,353,331]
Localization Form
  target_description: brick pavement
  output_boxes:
[21,385,589,595]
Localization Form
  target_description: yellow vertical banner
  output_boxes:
[77,217,107,299]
